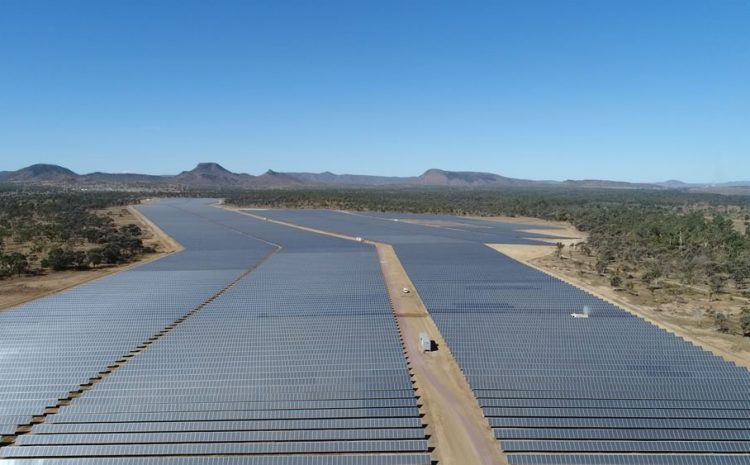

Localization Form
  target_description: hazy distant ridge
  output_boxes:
[1,162,749,192]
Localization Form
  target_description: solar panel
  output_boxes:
[8,201,750,462]
[0,199,427,462]
[255,208,750,461]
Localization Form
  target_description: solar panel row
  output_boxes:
[9,202,749,463]
[0,200,275,449]
[255,209,750,463]
[1,199,428,464]
[397,241,750,462]
[0,456,430,465]
[256,209,553,245]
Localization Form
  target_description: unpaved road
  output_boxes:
[223,205,506,464]
[378,244,506,465]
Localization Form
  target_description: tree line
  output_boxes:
[0,190,151,278]
[3,185,749,306]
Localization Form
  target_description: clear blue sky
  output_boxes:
[1,0,748,182]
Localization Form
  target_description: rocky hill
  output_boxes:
[1,162,745,193]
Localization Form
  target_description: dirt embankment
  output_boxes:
[0,204,180,312]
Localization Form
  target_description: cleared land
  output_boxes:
[0,205,179,312]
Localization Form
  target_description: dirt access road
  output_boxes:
[378,244,506,465]
[225,205,506,465]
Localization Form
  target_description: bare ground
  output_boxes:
[0,204,180,312]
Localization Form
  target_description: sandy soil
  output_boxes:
[488,243,750,371]
[0,204,180,312]
[520,228,585,242]
[469,214,575,229]
[489,244,561,262]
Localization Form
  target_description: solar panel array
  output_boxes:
[258,209,551,245]
[397,242,750,464]
[258,209,750,464]
[6,201,750,464]
[0,199,273,441]
[1,199,428,464]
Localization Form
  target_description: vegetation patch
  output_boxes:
[0,191,150,278]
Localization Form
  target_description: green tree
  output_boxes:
[100,243,124,264]
[87,249,103,267]
[709,274,728,299]
[554,242,564,259]
[1,252,29,277]
[712,312,731,333]
[740,313,750,337]
[42,248,81,271]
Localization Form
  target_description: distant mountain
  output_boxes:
[170,164,308,188]
[5,164,79,183]
[174,162,252,186]
[415,168,540,187]
[654,180,750,194]
[658,180,691,188]
[253,170,309,188]
[562,179,663,189]
[1,162,748,194]
[286,171,415,186]
[83,172,168,184]
[286,168,543,187]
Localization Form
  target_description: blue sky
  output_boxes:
[1,0,748,182]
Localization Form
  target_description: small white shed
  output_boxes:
[419,332,432,352]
